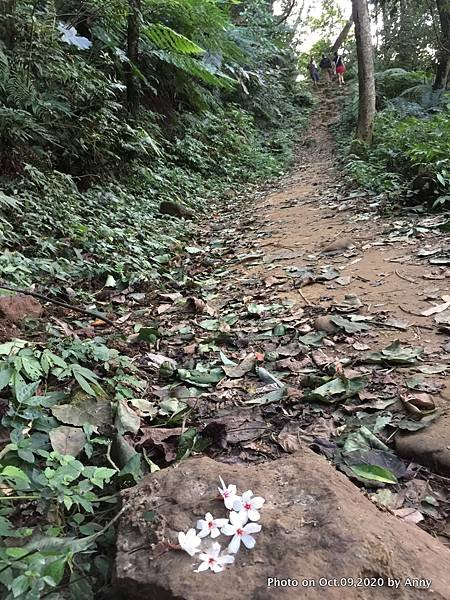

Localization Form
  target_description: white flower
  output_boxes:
[218,476,240,510]
[221,511,262,554]
[233,490,265,522]
[197,512,229,539]
[178,528,201,556]
[195,542,235,573]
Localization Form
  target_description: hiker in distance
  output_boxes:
[308,57,320,87]
[319,54,333,83]
[333,51,346,85]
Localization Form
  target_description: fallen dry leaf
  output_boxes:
[393,508,424,524]
[421,295,450,316]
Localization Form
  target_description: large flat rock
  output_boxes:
[396,413,450,475]
[114,451,450,599]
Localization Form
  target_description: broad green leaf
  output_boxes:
[198,319,220,331]
[0,339,27,356]
[366,340,423,365]
[21,356,43,380]
[83,466,116,488]
[0,364,12,391]
[298,331,325,347]
[129,398,158,417]
[15,379,40,404]
[349,464,398,484]
[219,351,237,366]
[177,367,223,387]
[330,315,371,333]
[1,466,30,484]
[43,557,67,587]
[73,371,97,396]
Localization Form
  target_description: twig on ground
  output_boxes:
[298,289,311,305]
[395,269,417,284]
[106,441,120,471]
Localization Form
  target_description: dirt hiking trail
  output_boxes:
[114,89,450,599]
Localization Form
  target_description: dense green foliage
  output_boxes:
[0,1,313,598]
[0,0,312,293]
[339,68,450,206]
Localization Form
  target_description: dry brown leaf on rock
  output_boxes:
[203,408,267,447]
[135,427,183,462]
[278,418,336,453]
[393,507,424,524]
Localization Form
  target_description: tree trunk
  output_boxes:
[433,0,450,90]
[331,14,353,53]
[0,0,16,50]
[125,0,141,115]
[352,0,376,144]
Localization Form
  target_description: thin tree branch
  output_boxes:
[0,283,120,329]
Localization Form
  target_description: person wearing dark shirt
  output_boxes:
[319,54,333,83]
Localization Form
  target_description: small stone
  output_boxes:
[322,238,355,253]
[314,315,338,333]
[396,414,450,476]
[159,200,194,220]
[0,294,43,324]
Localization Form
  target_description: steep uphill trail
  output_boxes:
[113,88,450,599]
[194,87,450,537]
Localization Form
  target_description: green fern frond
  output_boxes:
[152,49,234,89]
[142,23,204,55]
[0,107,56,145]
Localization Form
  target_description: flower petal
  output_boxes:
[237,509,249,524]
[229,511,242,526]
[205,512,213,521]
[198,553,209,562]
[218,554,235,566]
[224,496,236,510]
[221,524,236,536]
[196,520,206,530]
[195,561,210,572]
[218,476,226,490]
[247,509,260,522]
[210,542,221,557]
[244,522,261,534]
[211,528,220,539]
[242,534,256,549]
[214,518,229,527]
[198,528,209,538]
[212,563,224,573]
[232,498,243,512]
[228,535,241,554]
[251,496,265,509]
[241,490,253,501]
[229,484,237,495]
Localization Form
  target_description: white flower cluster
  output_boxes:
[177,476,265,573]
